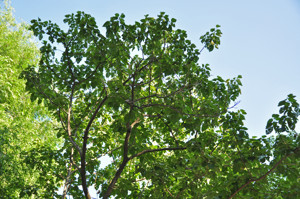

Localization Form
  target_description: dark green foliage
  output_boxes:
[23,10,300,199]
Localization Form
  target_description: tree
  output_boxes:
[0,1,62,197]
[25,11,299,198]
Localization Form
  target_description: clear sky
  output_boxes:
[11,0,300,136]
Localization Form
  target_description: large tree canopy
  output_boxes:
[23,11,300,198]
[0,1,61,198]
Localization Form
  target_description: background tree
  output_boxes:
[0,1,62,197]
[26,11,299,198]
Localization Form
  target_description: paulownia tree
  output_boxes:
[25,11,299,198]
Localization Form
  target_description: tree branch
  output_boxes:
[76,61,104,85]
[122,56,156,86]
[80,89,108,199]
[31,75,67,113]
[62,147,77,199]
[165,188,174,197]
[103,73,138,198]
[134,81,202,103]
[156,114,179,146]
[134,83,191,102]
[229,147,299,199]
[102,118,141,198]
[91,146,122,161]
[102,122,132,199]
[129,147,187,160]
[63,43,76,80]
[67,83,82,156]
[58,108,66,131]
[138,103,220,118]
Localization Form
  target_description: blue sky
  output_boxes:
[11,0,300,137]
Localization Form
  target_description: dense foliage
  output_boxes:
[1,1,299,198]
[25,11,299,199]
[0,2,61,198]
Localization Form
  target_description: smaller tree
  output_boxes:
[0,1,62,198]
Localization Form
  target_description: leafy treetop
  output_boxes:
[24,11,299,199]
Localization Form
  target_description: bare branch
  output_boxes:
[62,166,72,199]
[132,178,146,183]
[102,119,142,198]
[199,45,206,54]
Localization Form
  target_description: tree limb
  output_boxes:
[76,61,104,85]
[102,122,132,199]
[129,147,187,160]
[80,90,108,199]
[103,73,138,198]
[122,56,156,86]
[62,147,77,199]
[228,147,299,199]
[31,75,67,113]
[138,103,220,118]
[67,83,82,156]
[157,114,179,146]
